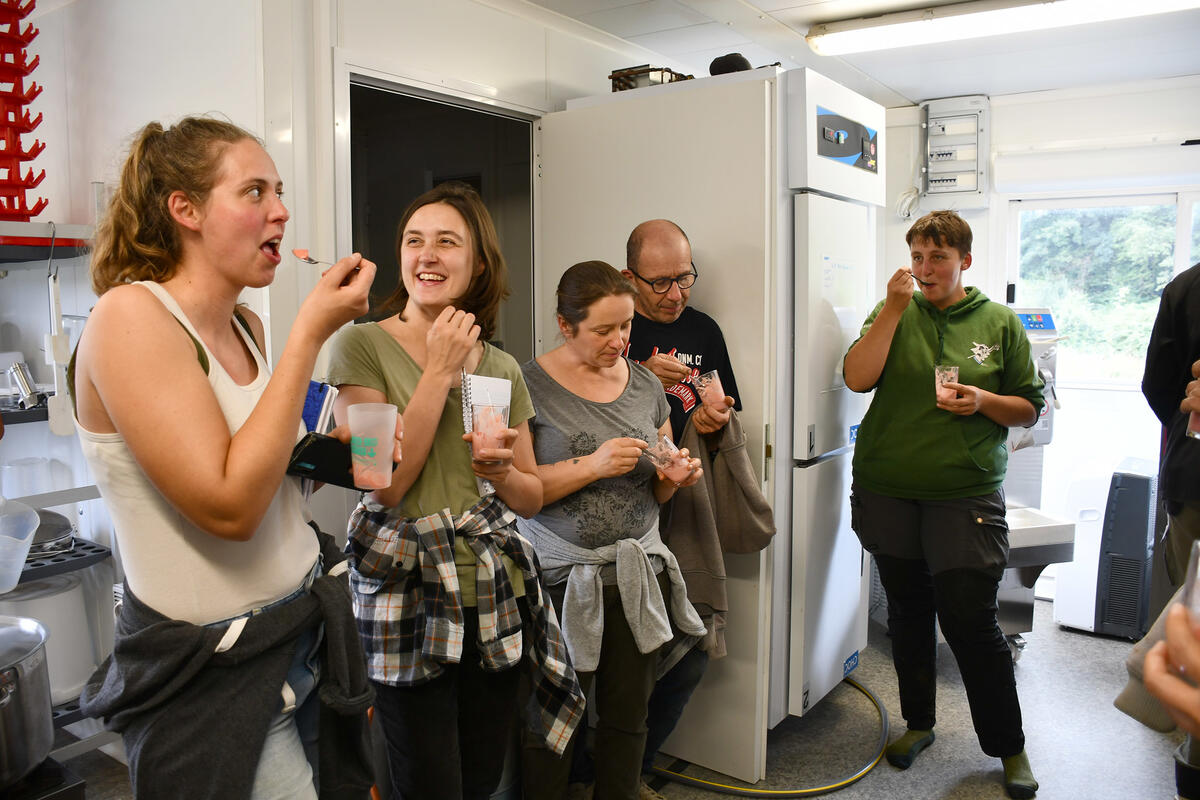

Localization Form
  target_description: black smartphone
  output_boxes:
[287,432,357,490]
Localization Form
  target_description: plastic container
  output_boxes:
[0,574,98,704]
[0,497,38,594]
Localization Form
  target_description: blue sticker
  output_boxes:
[849,424,859,444]
[843,650,859,677]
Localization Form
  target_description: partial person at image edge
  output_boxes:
[1141,260,1200,587]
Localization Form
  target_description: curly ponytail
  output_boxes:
[90,116,258,295]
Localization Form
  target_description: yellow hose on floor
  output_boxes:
[647,677,889,797]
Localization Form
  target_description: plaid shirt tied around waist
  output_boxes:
[346,495,584,755]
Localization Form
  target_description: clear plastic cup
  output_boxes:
[693,370,726,408]
[643,433,693,484]
[934,364,959,403]
[0,498,38,593]
[472,404,510,462]
[347,403,398,490]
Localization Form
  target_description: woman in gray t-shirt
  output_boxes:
[519,261,706,800]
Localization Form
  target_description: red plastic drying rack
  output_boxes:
[0,0,45,221]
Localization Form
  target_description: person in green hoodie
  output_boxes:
[844,210,1045,800]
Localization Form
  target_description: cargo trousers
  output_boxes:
[851,484,1026,758]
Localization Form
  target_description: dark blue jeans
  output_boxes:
[371,607,522,800]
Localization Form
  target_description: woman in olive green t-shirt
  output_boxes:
[326,181,547,800]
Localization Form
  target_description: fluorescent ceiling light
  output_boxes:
[806,0,1200,55]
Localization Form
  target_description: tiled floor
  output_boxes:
[53,599,1179,799]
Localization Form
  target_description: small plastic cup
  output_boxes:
[1188,410,1200,440]
[643,433,693,484]
[934,365,959,403]
[347,402,398,490]
[693,370,726,408]
[472,404,510,462]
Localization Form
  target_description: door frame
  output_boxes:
[332,49,542,270]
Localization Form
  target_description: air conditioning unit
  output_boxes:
[1055,458,1157,639]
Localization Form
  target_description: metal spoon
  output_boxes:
[292,248,330,266]
[294,248,362,284]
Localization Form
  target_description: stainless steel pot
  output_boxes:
[0,615,52,788]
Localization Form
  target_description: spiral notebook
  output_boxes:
[461,370,511,496]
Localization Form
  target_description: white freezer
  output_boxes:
[792,193,873,461]
[788,453,869,718]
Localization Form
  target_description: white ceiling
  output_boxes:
[525,0,1200,107]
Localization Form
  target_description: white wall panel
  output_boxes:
[338,0,549,112]
[545,26,639,109]
[990,76,1200,153]
[59,0,260,223]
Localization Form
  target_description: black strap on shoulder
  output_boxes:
[66,345,79,417]
[173,316,210,374]
[233,307,263,357]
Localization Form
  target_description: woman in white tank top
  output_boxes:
[72,116,388,800]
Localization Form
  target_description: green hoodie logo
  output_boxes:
[970,342,1000,364]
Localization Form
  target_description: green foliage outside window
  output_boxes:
[1017,204,1177,384]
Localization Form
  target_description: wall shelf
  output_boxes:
[0,220,91,265]
[19,539,111,585]
[0,405,49,424]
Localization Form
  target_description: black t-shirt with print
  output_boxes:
[624,307,741,441]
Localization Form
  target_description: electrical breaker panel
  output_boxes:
[920,95,989,209]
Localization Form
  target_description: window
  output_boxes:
[1014,196,1177,385]
[1191,198,1200,265]
[1009,192,1197,603]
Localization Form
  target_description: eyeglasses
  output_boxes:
[628,263,699,294]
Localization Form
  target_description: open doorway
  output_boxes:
[349,81,535,364]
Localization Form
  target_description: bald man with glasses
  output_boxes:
[622,219,740,440]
